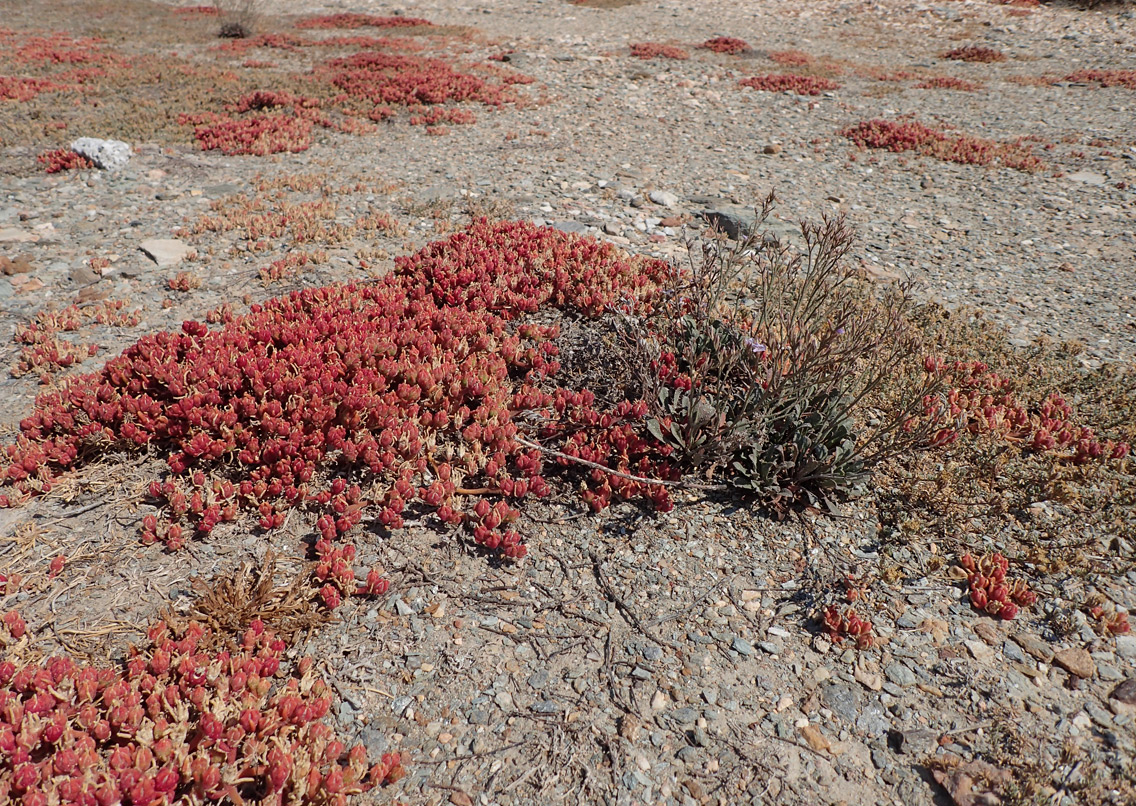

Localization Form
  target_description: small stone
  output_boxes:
[71,137,132,170]
[1065,170,1107,185]
[854,664,884,692]
[1115,634,1136,660]
[448,792,473,806]
[671,707,699,725]
[1002,641,1027,664]
[651,690,667,710]
[648,189,679,208]
[1014,633,1055,663]
[139,238,194,268]
[1108,679,1136,717]
[964,640,995,662]
[552,220,587,234]
[698,207,753,240]
[821,683,861,724]
[884,662,917,688]
[889,728,938,756]
[762,143,782,155]
[973,621,1001,645]
[732,637,755,655]
[799,724,831,753]
[1053,647,1096,679]
[69,263,101,285]
[494,691,514,709]
[602,221,623,236]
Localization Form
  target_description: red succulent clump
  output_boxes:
[914,76,984,91]
[179,111,323,156]
[1062,69,1136,91]
[295,13,433,30]
[942,46,1006,63]
[629,43,690,60]
[841,118,1044,172]
[698,37,749,55]
[0,76,69,103]
[822,605,874,649]
[739,74,841,96]
[768,50,812,66]
[1085,596,1131,636]
[959,552,1036,620]
[1,220,674,572]
[0,615,404,804]
[37,149,93,174]
[917,357,1130,463]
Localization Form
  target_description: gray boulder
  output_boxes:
[70,138,132,171]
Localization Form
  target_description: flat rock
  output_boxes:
[139,238,193,267]
[1115,634,1136,660]
[889,728,938,757]
[1053,647,1095,679]
[71,137,132,170]
[972,621,1001,646]
[0,228,38,243]
[1014,633,1054,663]
[648,190,679,208]
[964,640,995,662]
[698,207,753,240]
[1065,170,1106,186]
[884,662,917,687]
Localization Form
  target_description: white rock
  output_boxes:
[140,238,194,267]
[1065,170,1106,186]
[649,189,679,208]
[70,137,133,171]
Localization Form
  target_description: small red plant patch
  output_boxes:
[0,76,69,103]
[36,148,93,173]
[172,4,220,14]
[295,13,433,30]
[1,220,673,578]
[768,49,811,66]
[629,42,690,60]
[841,118,1044,172]
[942,45,1005,63]
[959,552,1036,620]
[822,606,874,649]
[920,357,1130,462]
[0,615,404,805]
[740,74,841,96]
[179,112,323,156]
[914,76,983,91]
[699,37,749,55]
[1062,69,1136,90]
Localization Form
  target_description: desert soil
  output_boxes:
[2,0,1136,805]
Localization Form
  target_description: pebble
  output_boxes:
[1053,647,1097,679]
[884,663,917,688]
[648,190,679,208]
[138,238,193,268]
[1014,633,1055,663]
[1115,635,1136,660]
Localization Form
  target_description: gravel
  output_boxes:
[2,0,1135,804]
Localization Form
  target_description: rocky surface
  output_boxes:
[1,0,1135,804]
